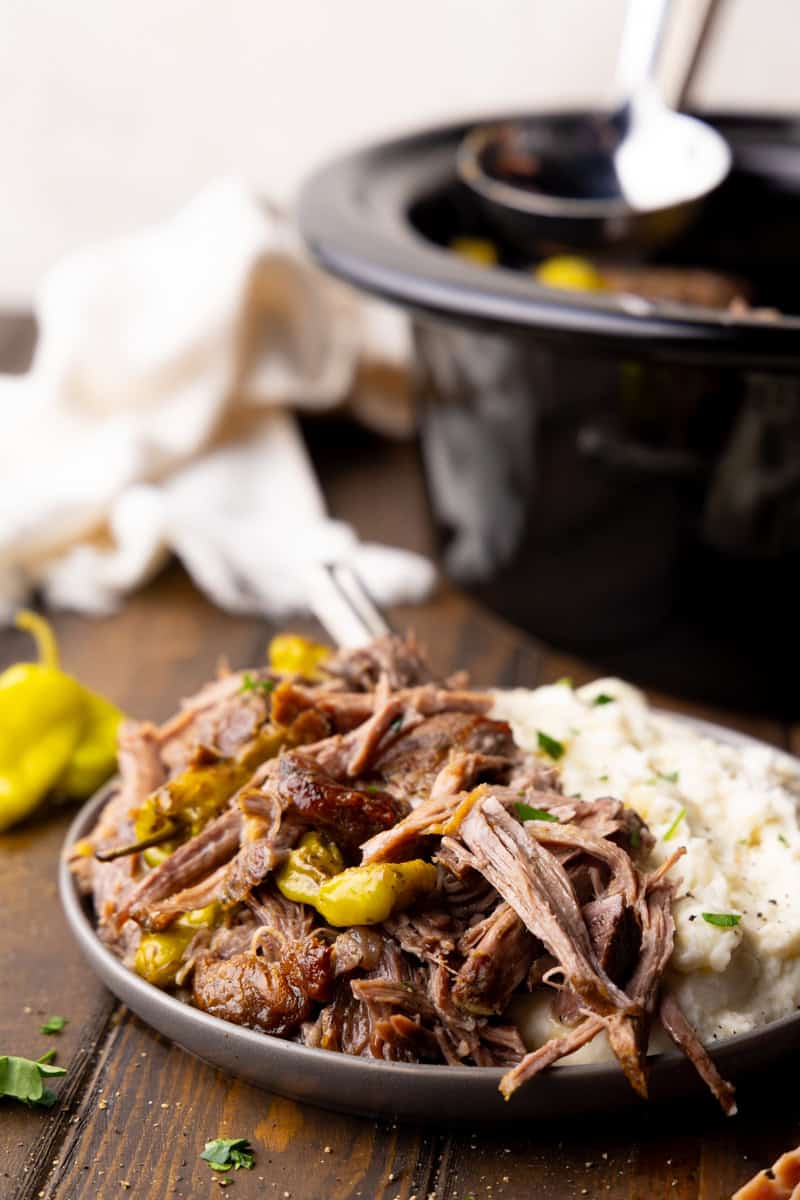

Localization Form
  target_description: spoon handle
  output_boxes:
[615,0,673,104]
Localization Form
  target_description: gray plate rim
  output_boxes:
[58,710,800,1120]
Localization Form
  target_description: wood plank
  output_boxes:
[46,1013,438,1200]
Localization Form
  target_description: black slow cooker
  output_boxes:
[299,113,800,717]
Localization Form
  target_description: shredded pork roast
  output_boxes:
[70,632,736,1111]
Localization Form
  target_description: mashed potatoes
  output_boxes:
[492,679,800,1063]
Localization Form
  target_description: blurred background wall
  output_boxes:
[1,0,795,304]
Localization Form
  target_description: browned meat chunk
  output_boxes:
[192,933,334,1035]
[277,751,407,851]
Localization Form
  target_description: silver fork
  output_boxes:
[304,561,392,649]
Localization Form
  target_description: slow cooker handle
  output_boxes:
[577,422,708,479]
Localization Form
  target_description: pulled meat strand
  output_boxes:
[360,789,467,864]
[659,990,737,1116]
[499,1016,606,1099]
[453,902,537,1016]
[456,796,634,1018]
[456,795,653,1097]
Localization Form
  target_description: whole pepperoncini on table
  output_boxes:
[0,611,122,832]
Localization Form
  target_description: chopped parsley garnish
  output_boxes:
[592,694,615,707]
[536,731,565,760]
[779,834,789,847]
[40,1016,67,1035]
[662,808,686,842]
[701,912,742,929]
[389,715,404,735]
[659,770,680,784]
[516,802,559,824]
[239,673,275,696]
[200,1138,255,1172]
[555,677,573,688]
[598,774,609,783]
[0,1053,66,1108]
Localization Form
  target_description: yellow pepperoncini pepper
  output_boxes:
[315,861,438,927]
[275,831,345,906]
[277,835,437,926]
[535,255,604,292]
[268,634,330,679]
[0,612,123,832]
[134,903,220,988]
[449,237,498,267]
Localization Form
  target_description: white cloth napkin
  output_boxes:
[0,179,435,622]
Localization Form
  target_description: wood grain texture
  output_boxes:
[0,314,798,1200]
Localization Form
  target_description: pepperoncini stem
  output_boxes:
[15,610,60,669]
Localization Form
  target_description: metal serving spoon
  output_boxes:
[458,0,732,255]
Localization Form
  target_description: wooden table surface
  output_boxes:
[1,314,798,1200]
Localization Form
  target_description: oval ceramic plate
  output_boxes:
[59,713,800,1121]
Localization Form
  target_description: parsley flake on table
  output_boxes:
[536,730,565,760]
[239,673,275,696]
[702,912,742,928]
[592,693,615,706]
[41,1016,67,1035]
[659,770,680,784]
[200,1137,255,1172]
[516,802,559,824]
[0,1053,66,1107]
[662,808,686,842]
